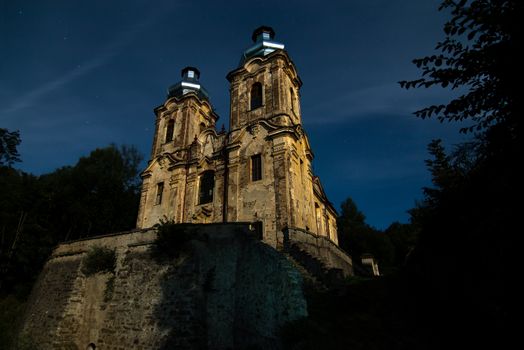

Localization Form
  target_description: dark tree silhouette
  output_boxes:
[400,0,522,134]
[0,128,21,167]
[337,197,394,273]
[400,1,521,347]
[0,144,143,299]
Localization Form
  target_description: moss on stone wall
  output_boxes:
[81,246,116,276]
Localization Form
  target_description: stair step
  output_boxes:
[284,254,327,291]
[283,242,345,289]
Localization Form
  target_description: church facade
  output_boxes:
[136,26,338,247]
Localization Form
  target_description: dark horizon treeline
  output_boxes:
[336,196,417,275]
[0,143,142,298]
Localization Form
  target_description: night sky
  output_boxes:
[1,0,469,229]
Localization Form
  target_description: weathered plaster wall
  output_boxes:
[136,50,340,249]
[20,224,307,349]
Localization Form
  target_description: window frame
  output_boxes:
[250,82,263,110]
[165,119,175,143]
[199,170,215,205]
[290,87,295,112]
[251,154,262,181]
[155,182,164,205]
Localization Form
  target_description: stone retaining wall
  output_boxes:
[19,224,307,349]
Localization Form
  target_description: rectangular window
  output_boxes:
[251,154,262,181]
[155,182,164,205]
[199,171,214,204]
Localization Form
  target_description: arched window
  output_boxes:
[199,122,206,134]
[199,171,214,204]
[86,343,96,350]
[250,82,263,110]
[165,120,175,143]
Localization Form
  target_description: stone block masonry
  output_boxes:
[19,224,307,349]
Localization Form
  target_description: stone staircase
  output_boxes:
[284,252,328,292]
[284,242,345,290]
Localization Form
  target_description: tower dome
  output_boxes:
[239,26,285,66]
[167,66,209,100]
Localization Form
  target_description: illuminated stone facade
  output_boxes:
[136,27,338,247]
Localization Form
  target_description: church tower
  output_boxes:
[136,67,224,228]
[224,26,338,245]
[136,27,338,248]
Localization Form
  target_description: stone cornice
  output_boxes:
[226,50,302,87]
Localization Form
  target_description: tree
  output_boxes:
[0,128,21,167]
[0,144,143,299]
[38,144,143,239]
[384,221,418,267]
[399,1,520,346]
[337,197,394,273]
[400,0,522,135]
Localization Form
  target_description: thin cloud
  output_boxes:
[303,82,460,125]
[333,152,427,183]
[1,5,174,116]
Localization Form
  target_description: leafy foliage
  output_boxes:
[81,246,116,276]
[399,0,521,346]
[384,222,418,267]
[399,0,522,133]
[0,143,142,298]
[0,128,21,167]
[337,197,395,273]
[152,220,195,260]
[37,144,143,238]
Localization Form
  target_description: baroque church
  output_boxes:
[18,28,355,349]
[136,26,338,248]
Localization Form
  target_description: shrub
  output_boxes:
[81,246,116,276]
[152,220,194,260]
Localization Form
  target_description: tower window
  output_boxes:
[165,120,175,143]
[199,171,214,204]
[251,154,262,181]
[315,203,322,233]
[300,159,304,183]
[290,88,295,112]
[156,182,164,205]
[250,82,263,110]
